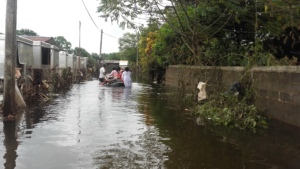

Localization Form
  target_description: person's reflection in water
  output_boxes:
[3,122,18,169]
[123,87,132,101]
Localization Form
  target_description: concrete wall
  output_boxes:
[166,65,300,127]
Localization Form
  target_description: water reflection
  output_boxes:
[3,122,18,169]
[92,126,170,168]
[123,87,131,101]
[0,80,300,169]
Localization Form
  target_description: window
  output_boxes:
[42,47,51,65]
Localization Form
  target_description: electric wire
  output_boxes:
[81,0,136,41]
[81,0,100,31]
[103,32,119,40]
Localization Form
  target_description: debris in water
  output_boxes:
[22,69,49,102]
[197,81,207,101]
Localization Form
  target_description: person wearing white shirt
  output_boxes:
[99,64,106,85]
[122,67,132,87]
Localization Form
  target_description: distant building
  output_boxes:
[0,35,60,79]
[101,60,129,72]
[119,60,129,69]
[24,36,58,46]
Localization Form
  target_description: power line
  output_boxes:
[81,0,100,31]
[103,32,119,40]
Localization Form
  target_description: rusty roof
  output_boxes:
[25,37,52,42]
[24,36,57,46]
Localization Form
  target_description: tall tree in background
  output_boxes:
[119,33,138,63]
[74,47,97,67]
[91,53,100,60]
[97,0,234,64]
[54,36,73,53]
[98,0,300,66]
[101,53,121,60]
[17,28,38,36]
[74,47,91,58]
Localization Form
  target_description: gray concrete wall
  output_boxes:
[166,65,300,127]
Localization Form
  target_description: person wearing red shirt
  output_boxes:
[115,67,124,83]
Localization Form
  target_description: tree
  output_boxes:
[17,28,38,36]
[101,53,121,60]
[119,33,138,63]
[74,47,97,67]
[74,47,91,58]
[98,0,233,64]
[98,0,300,66]
[91,53,100,60]
[0,32,3,35]
[54,36,73,53]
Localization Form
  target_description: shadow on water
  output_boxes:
[3,122,18,169]
[131,78,300,169]
[0,79,300,169]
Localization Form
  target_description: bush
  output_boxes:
[195,69,268,130]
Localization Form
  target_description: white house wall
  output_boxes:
[0,35,5,79]
[59,51,67,68]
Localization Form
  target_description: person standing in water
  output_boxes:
[99,64,106,85]
[122,67,132,87]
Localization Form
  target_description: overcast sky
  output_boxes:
[0,0,145,54]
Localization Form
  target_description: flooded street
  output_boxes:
[1,80,300,169]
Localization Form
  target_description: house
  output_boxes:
[24,36,58,46]
[101,60,120,73]
[101,60,129,72]
[119,60,129,69]
[0,35,60,79]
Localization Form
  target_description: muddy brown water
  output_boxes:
[1,80,300,169]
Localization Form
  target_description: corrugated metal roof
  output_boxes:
[24,36,57,46]
[25,37,52,42]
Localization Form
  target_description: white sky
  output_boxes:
[0,0,145,54]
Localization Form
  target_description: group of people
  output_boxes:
[99,64,132,87]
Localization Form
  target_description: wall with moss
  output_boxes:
[166,65,300,127]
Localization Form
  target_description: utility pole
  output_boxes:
[79,21,81,68]
[3,0,17,118]
[99,29,103,60]
[98,29,103,68]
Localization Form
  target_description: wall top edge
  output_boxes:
[168,65,300,73]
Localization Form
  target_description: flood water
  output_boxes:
[1,80,300,169]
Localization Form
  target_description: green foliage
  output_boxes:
[98,0,300,66]
[54,36,73,53]
[50,68,73,93]
[196,70,267,130]
[74,47,97,67]
[101,53,121,60]
[91,53,100,60]
[97,0,299,130]
[74,47,91,58]
[119,33,138,63]
[17,28,38,36]
[196,98,267,130]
